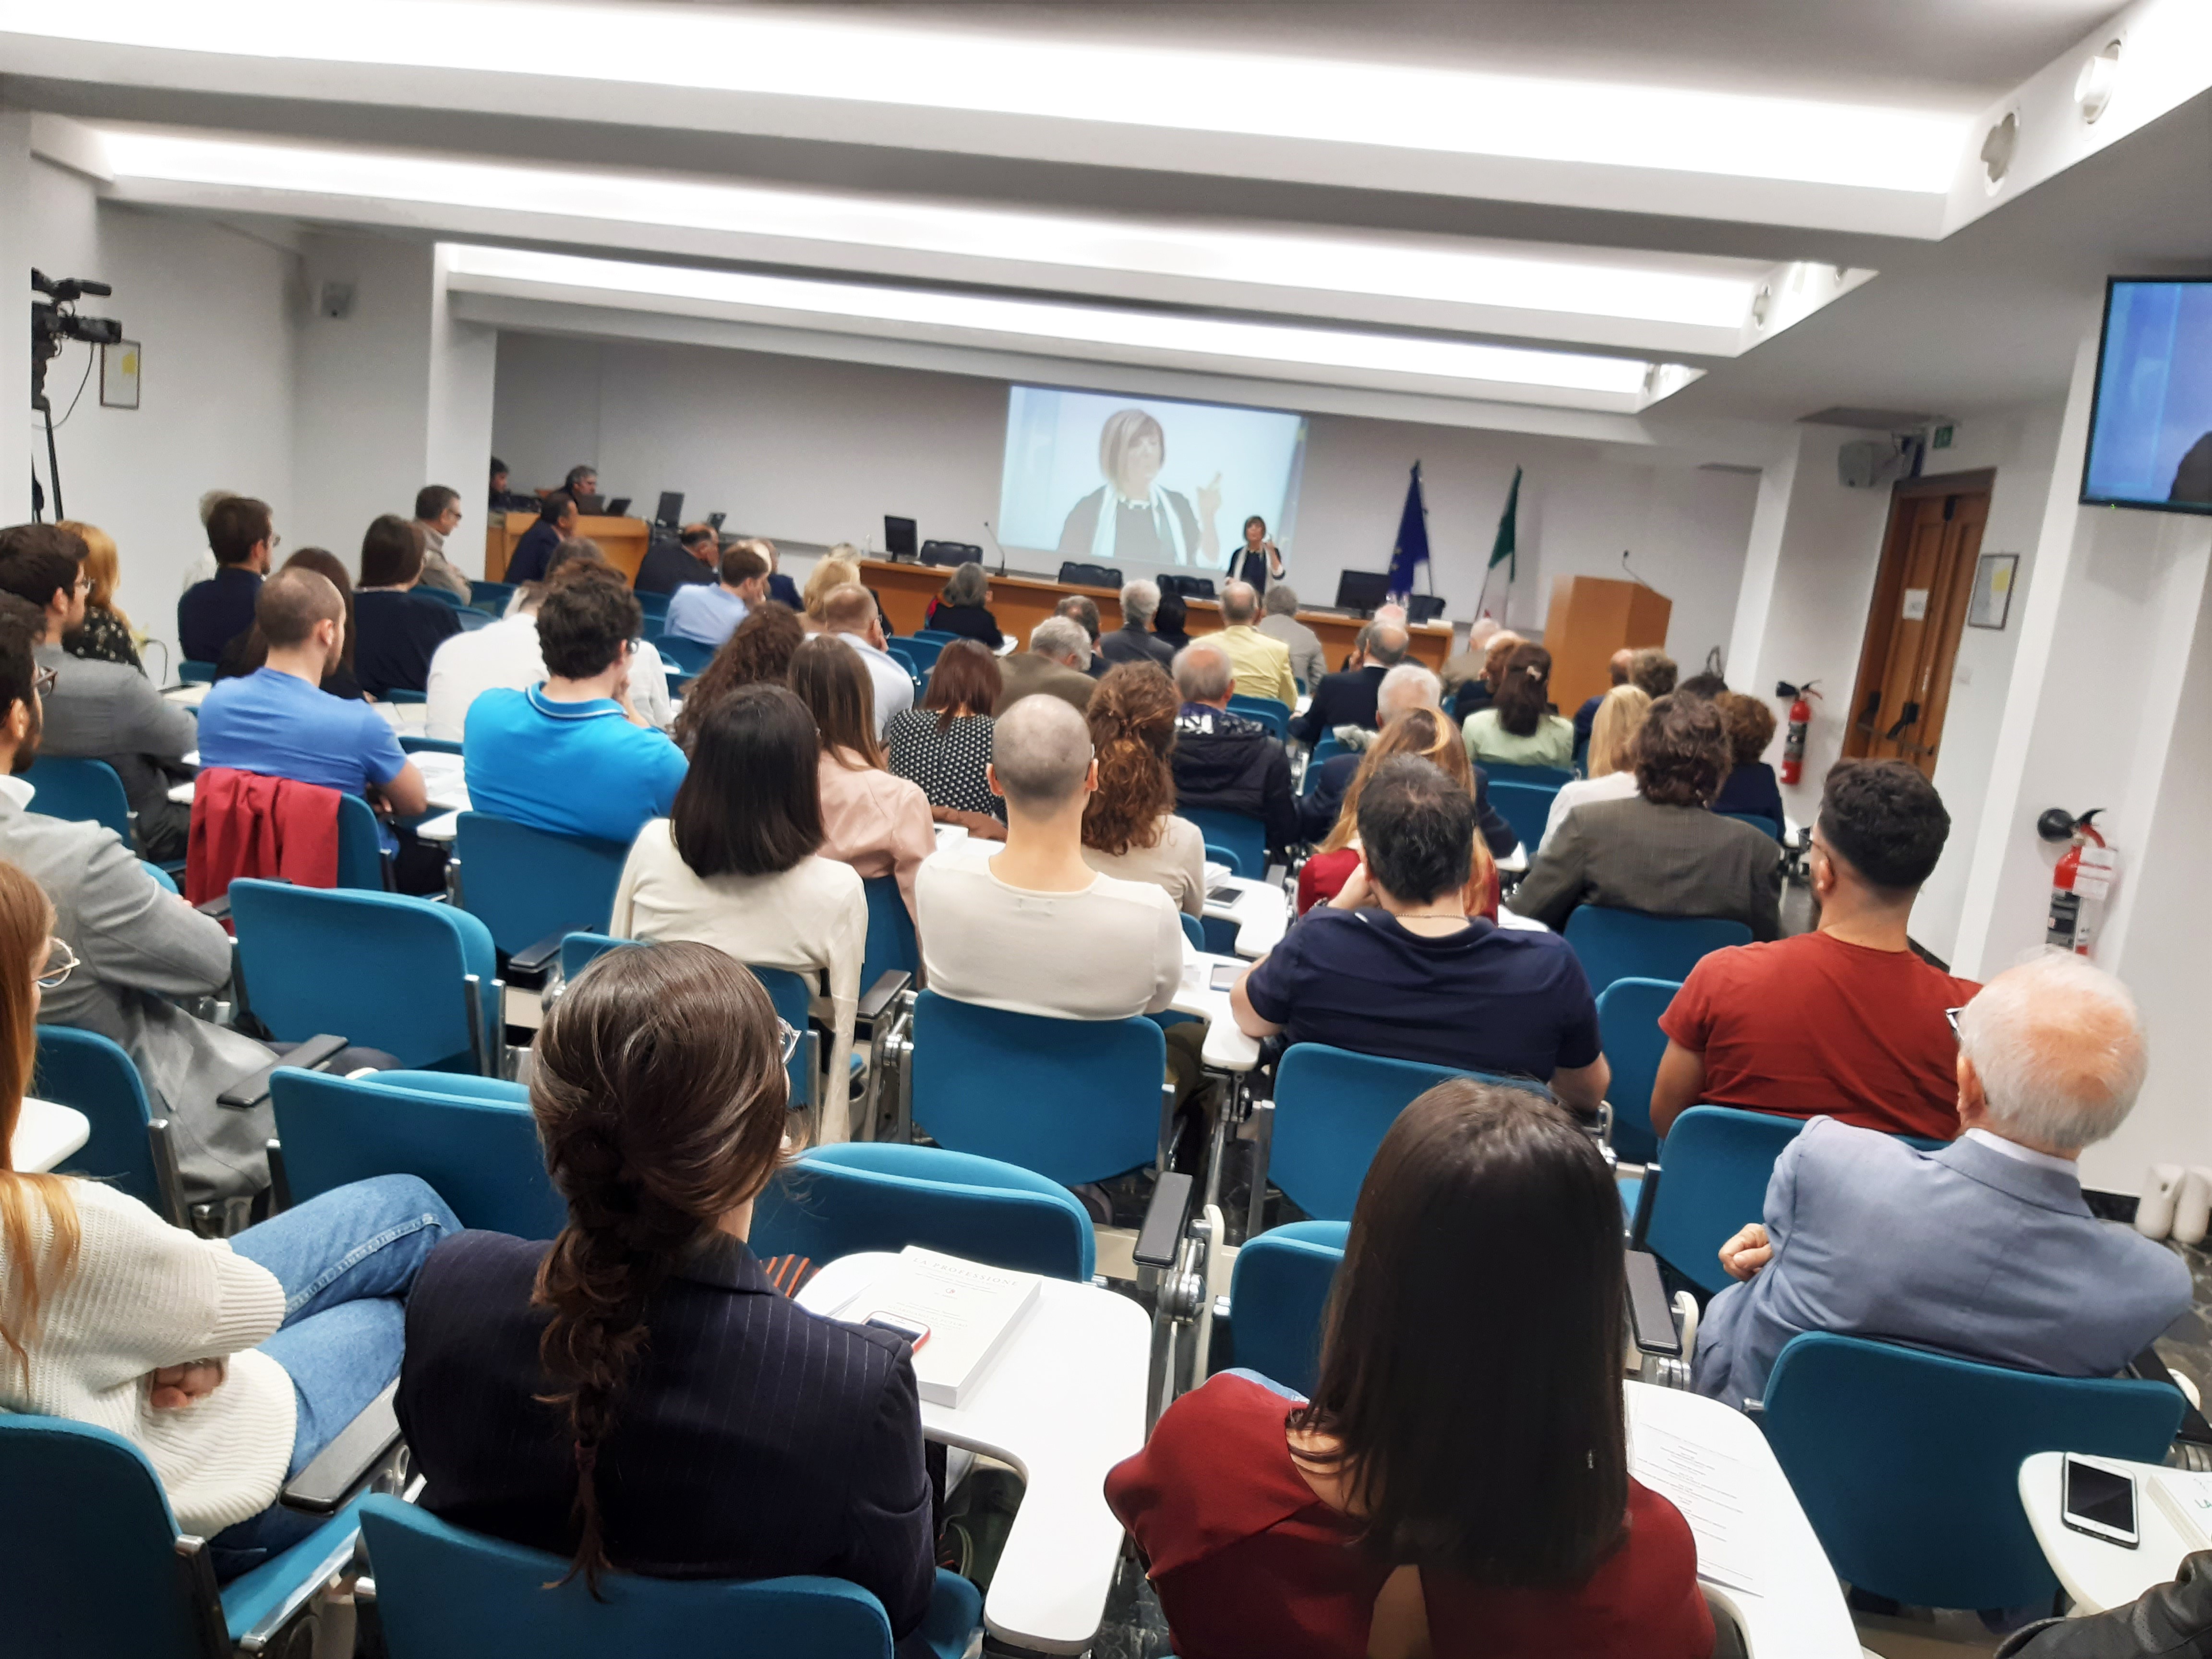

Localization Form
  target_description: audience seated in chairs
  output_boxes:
[57,519,142,670]
[1054,594,1110,680]
[1447,626,1521,723]
[1109,1081,1714,1659]
[791,634,934,921]
[216,547,370,703]
[463,567,684,846]
[613,685,867,1142]
[1256,581,1326,692]
[995,616,1098,715]
[1292,621,1409,745]
[1464,642,1574,770]
[1571,647,1635,756]
[178,494,273,663]
[1693,953,2188,1413]
[1708,691,1785,826]
[669,603,806,752]
[887,639,1005,842]
[1171,639,1299,865]
[0,855,459,1579]
[1654,760,1976,1142]
[1297,706,1499,919]
[924,560,1005,649]
[351,515,463,699]
[916,694,1181,1021]
[1299,663,1515,858]
[0,523,196,861]
[409,484,474,600]
[502,490,575,587]
[1510,693,1781,941]
[1629,646,1679,700]
[662,542,769,651]
[1151,590,1193,656]
[1209,579,1298,709]
[397,943,963,1646]
[1540,682,1651,850]
[1080,663,1204,917]
[631,522,719,597]
[425,541,673,739]
[798,553,862,632]
[1100,578,1176,669]
[825,582,915,734]
[1235,757,1605,1113]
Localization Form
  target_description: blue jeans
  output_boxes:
[207,1175,460,1578]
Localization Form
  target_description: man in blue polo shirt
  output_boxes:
[661,542,769,650]
[1231,755,1610,1114]
[464,566,685,844]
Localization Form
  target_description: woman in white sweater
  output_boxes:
[0,859,458,1576]
[1539,683,1651,851]
[612,684,867,1144]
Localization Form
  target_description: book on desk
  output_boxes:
[834,1246,1042,1408]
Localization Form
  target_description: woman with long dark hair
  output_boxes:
[1109,1082,1714,1659]
[1464,641,1573,768]
[351,514,462,698]
[397,942,957,1646]
[1079,662,1203,916]
[790,635,933,920]
[886,639,1005,840]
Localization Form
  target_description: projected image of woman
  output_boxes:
[1056,408,1221,569]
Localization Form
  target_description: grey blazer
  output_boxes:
[1694,1118,2193,1409]
[35,640,197,838]
[0,792,275,1205]
[1255,613,1326,692]
[1509,794,1782,940]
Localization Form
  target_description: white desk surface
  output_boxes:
[2020,1451,2211,1614]
[1624,1382,1859,1659]
[1205,875,1287,959]
[161,682,211,708]
[1168,942,1261,1073]
[12,1097,90,1174]
[797,1252,1149,1656]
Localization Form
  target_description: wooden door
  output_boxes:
[1841,471,1993,779]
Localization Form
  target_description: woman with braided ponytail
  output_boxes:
[397,941,954,1645]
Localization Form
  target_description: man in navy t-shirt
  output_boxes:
[1232,754,1609,1113]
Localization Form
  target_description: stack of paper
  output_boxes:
[845,1247,1042,1407]
[1633,1424,1760,1594]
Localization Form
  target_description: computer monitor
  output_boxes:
[1334,570,1391,613]
[884,515,918,560]
[654,491,684,528]
[1406,593,1447,624]
[603,497,632,519]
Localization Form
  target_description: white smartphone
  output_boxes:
[2061,1455,2140,1548]
[1209,962,1241,992]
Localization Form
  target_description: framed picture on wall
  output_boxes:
[1968,551,2018,630]
[99,341,141,410]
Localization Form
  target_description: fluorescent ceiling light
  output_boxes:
[443,245,1674,400]
[13,2,1967,193]
[100,130,1761,329]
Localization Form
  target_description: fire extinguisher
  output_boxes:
[1776,681,1821,786]
[2038,808,2117,958]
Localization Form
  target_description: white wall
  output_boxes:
[490,332,1757,663]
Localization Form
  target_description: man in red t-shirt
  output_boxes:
[1652,759,1977,1142]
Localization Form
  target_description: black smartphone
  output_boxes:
[1206,884,1242,904]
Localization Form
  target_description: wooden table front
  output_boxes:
[857,560,1450,672]
[486,513,651,583]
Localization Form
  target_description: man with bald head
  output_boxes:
[1209,579,1297,709]
[1692,952,2191,1413]
[915,695,1181,1021]
[824,582,913,734]
[1293,618,1410,744]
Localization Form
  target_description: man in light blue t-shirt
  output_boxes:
[661,542,769,650]
[465,569,686,845]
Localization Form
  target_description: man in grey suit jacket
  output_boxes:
[1510,692,1781,939]
[1694,953,2189,1409]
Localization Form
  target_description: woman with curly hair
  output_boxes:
[1298,708,1495,919]
[1080,662,1204,916]
[671,602,807,751]
[885,640,1006,841]
[1708,690,1784,827]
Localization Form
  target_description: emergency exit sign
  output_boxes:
[1933,425,1955,449]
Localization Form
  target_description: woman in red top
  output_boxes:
[1106,1082,1714,1659]
[1298,708,1499,920]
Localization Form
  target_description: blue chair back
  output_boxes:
[1595,977,1680,1166]
[1484,781,1558,852]
[1178,912,1204,950]
[651,633,717,674]
[560,930,639,981]
[1762,1333,2184,1611]
[1563,905,1751,997]
[272,1068,565,1239]
[177,660,217,685]
[1225,1220,1347,1398]
[400,735,466,756]
[35,1026,161,1209]
[24,757,131,839]
[358,1494,933,1659]
[1635,1105,1803,1294]
[862,875,919,991]
[753,964,818,1106]
[336,793,392,890]
[894,635,946,673]
[634,590,672,625]
[1202,839,1247,879]
[1299,735,1344,798]
[229,880,498,1072]
[908,990,1165,1187]
[1719,811,1783,841]
[455,813,629,957]
[913,629,961,648]
[1175,806,1265,876]
[752,1142,1095,1280]
[144,861,179,893]
[453,608,495,634]
[1226,695,1290,739]
[1481,761,1575,787]
[468,579,516,616]
[416,585,469,610]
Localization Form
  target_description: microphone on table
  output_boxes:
[983,519,1008,577]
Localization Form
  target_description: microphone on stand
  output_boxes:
[983,519,1009,577]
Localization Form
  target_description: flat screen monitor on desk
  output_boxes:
[654,491,683,528]
[1335,570,1391,613]
[885,516,918,560]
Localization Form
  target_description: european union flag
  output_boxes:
[1386,462,1428,599]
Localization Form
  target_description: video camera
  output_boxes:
[32,268,122,410]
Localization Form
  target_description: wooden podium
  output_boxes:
[484,512,650,584]
[1543,576,1671,713]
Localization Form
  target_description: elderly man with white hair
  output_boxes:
[1170,637,1299,862]
[1256,583,1326,692]
[1691,952,2190,1412]
[915,694,1181,1021]
[1296,664,1517,855]
[993,614,1097,716]
[1100,579,1176,669]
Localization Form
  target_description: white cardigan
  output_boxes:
[0,1182,294,1535]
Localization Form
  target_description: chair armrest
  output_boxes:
[1625,1249,1682,1358]
[1134,1171,1196,1271]
[279,1382,401,1515]
[195,892,232,921]
[2130,1346,2212,1444]
[506,929,568,976]
[856,970,913,1024]
[217,1034,350,1109]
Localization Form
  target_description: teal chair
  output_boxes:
[270,1068,564,1239]
[24,756,131,839]
[1175,806,1265,876]
[913,628,961,649]
[1761,1333,2184,1611]
[1596,976,1679,1167]
[334,793,394,890]
[751,1142,1095,1280]
[1178,912,1204,950]
[468,579,517,616]
[1300,733,1346,799]
[385,689,428,705]
[559,929,638,981]
[1629,1105,1804,1295]
[651,633,717,675]
[454,812,629,963]
[1481,761,1574,787]
[1217,1220,1347,1398]
[358,1495,981,1659]
[1562,905,1751,998]
[400,735,465,757]
[634,589,672,626]
[36,1024,165,1214]
[862,875,919,993]
[177,660,218,684]
[892,635,945,673]
[1719,811,1784,841]
[1226,695,1290,740]
[1484,780,1558,852]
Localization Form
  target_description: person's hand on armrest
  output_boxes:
[1649,1041,1707,1138]
[1719,1223,1771,1282]
[380,760,429,818]
[1550,1056,1609,1118]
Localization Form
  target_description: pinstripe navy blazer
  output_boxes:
[397,1230,935,1635]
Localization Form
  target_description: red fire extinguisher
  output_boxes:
[2039,808,2117,958]
[1777,681,1821,786]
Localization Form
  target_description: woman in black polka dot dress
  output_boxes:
[886,640,1008,840]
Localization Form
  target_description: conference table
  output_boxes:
[859,559,1453,673]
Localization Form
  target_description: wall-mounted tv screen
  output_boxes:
[2081,277,2212,516]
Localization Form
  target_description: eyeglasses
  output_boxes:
[32,665,57,699]
[775,1018,802,1068]
[36,937,78,992]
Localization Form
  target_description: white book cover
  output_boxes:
[845,1247,1043,1407]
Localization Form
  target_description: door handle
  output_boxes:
[1883,700,1921,741]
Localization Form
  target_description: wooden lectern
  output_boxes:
[485,512,650,584]
[1543,576,1672,714]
